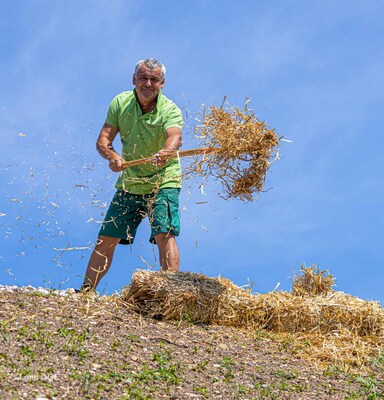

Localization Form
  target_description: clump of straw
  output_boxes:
[292,264,336,297]
[192,98,280,201]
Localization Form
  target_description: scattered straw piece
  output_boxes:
[191,98,280,201]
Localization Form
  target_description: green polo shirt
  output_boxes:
[105,90,183,194]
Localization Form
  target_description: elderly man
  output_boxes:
[80,58,183,292]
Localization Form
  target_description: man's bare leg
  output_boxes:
[154,233,180,273]
[81,235,121,291]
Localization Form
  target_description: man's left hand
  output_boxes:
[152,149,175,167]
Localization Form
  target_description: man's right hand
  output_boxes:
[96,123,123,172]
[108,154,126,172]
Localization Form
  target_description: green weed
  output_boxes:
[220,356,235,381]
[271,369,298,380]
[20,345,35,359]
[58,325,89,360]
[194,385,209,395]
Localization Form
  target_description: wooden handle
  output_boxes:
[121,147,218,169]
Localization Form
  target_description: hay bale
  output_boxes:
[191,98,280,201]
[121,270,384,337]
[121,270,256,324]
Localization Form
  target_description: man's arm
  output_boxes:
[96,123,125,172]
[153,127,182,166]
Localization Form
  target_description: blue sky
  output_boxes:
[0,0,383,302]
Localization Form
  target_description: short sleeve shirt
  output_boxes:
[105,90,183,194]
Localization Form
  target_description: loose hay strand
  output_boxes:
[191,98,280,201]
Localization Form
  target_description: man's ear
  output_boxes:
[132,74,136,85]
[160,79,165,89]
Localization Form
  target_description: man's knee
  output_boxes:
[154,233,175,245]
[95,235,120,251]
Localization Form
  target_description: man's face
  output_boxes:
[133,64,164,104]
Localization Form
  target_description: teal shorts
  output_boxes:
[99,188,181,244]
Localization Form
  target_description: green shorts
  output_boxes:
[99,188,181,244]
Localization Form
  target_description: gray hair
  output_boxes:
[135,58,166,79]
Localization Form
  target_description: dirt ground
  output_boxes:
[0,289,383,399]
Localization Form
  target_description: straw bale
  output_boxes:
[191,99,280,201]
[121,270,384,338]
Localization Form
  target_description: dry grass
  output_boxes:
[190,98,280,201]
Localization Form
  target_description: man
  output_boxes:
[80,58,183,292]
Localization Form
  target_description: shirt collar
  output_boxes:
[133,89,164,111]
